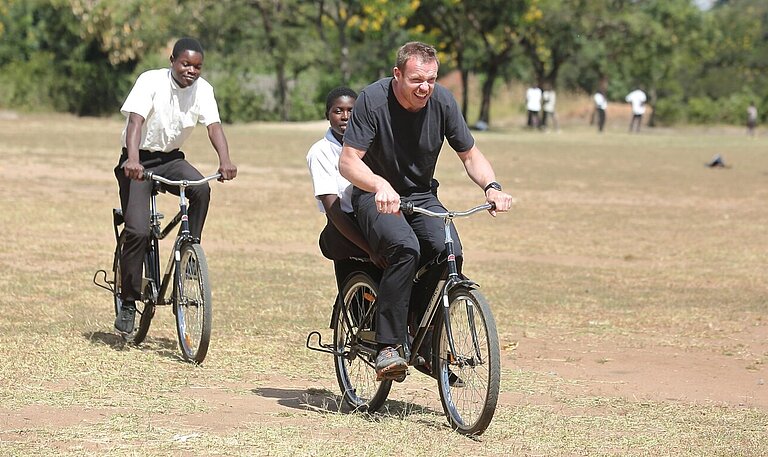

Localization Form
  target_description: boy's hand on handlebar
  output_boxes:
[218,161,238,181]
[485,189,514,217]
[123,158,145,181]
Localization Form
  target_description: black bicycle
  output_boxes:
[94,171,219,363]
[307,201,501,435]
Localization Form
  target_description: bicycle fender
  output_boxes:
[447,278,479,292]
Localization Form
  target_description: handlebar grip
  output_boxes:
[142,170,154,181]
[488,201,496,211]
[400,201,414,215]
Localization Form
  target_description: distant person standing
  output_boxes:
[593,90,607,133]
[625,88,647,133]
[525,83,542,129]
[541,83,558,132]
[747,101,758,137]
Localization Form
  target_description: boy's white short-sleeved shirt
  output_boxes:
[542,90,556,113]
[526,87,542,111]
[625,89,647,115]
[120,69,221,152]
[306,128,354,213]
[594,92,607,110]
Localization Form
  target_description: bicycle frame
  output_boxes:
[143,172,221,306]
[401,201,493,367]
[307,201,494,371]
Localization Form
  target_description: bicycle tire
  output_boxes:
[434,286,500,435]
[173,242,212,364]
[333,272,391,412]
[113,231,155,344]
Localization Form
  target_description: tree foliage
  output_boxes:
[0,0,765,126]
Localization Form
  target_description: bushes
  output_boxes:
[659,91,763,125]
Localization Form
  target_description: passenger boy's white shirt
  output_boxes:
[120,69,221,152]
[306,128,354,214]
[625,89,647,115]
[526,87,542,111]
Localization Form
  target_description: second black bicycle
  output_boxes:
[94,171,220,363]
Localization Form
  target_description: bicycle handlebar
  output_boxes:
[143,171,222,187]
[400,201,495,218]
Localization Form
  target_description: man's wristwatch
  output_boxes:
[484,181,502,193]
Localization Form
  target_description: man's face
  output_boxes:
[328,95,355,137]
[170,50,203,88]
[393,57,438,112]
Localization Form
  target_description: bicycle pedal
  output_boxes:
[376,365,409,382]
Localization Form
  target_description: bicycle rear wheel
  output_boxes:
[173,242,212,364]
[113,232,155,344]
[434,286,500,435]
[333,273,391,412]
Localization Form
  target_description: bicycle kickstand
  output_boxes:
[306,331,336,355]
[92,269,114,293]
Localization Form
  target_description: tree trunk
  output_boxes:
[647,88,657,127]
[461,67,470,121]
[478,65,498,125]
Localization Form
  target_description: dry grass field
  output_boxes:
[0,113,766,456]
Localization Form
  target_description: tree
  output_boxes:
[0,0,150,115]
[412,1,539,127]
[518,0,598,91]
[412,0,477,120]
[613,0,705,126]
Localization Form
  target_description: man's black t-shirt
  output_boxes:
[343,77,475,196]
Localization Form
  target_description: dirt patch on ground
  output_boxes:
[3,323,764,438]
[510,325,767,409]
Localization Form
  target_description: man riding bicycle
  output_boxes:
[339,41,513,382]
[114,37,237,335]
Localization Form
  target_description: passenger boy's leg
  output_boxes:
[319,217,368,261]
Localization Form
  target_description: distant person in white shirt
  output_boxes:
[593,90,607,133]
[114,37,237,335]
[525,83,542,129]
[625,88,647,133]
[541,82,558,132]
[747,101,758,137]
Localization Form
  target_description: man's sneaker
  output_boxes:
[114,302,136,335]
[375,346,408,382]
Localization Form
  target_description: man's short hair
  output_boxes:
[172,37,204,59]
[325,87,357,117]
[396,42,438,70]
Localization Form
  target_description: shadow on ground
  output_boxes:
[251,386,444,423]
[84,331,183,362]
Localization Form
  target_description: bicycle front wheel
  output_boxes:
[173,242,212,364]
[434,286,500,435]
[333,273,391,412]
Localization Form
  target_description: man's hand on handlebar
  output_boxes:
[217,161,238,181]
[485,189,514,217]
[374,180,401,214]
